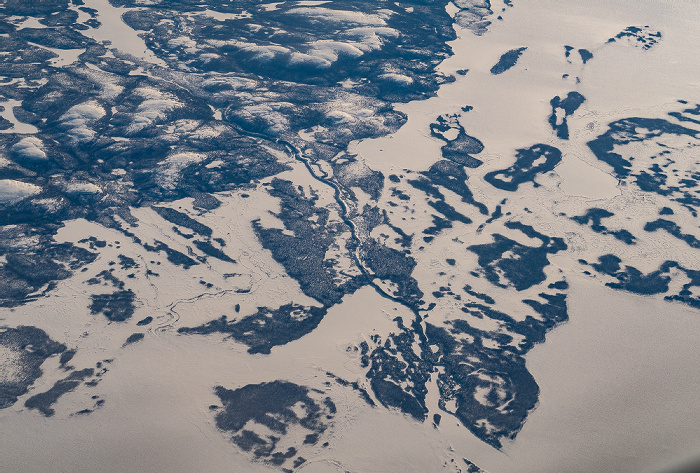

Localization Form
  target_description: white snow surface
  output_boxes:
[82,0,167,66]
[285,7,391,26]
[127,87,183,133]
[11,137,46,160]
[0,99,39,134]
[60,101,106,142]
[155,152,207,189]
[0,179,42,204]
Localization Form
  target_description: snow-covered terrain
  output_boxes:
[1,0,700,472]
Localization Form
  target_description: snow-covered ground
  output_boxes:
[2,0,700,472]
